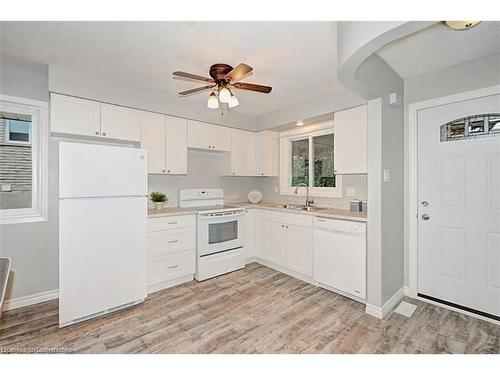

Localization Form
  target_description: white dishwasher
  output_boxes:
[313,217,366,300]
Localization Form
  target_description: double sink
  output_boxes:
[272,204,329,212]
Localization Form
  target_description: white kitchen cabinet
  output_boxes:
[187,120,231,152]
[141,114,188,175]
[286,224,313,276]
[244,209,255,259]
[255,131,279,176]
[51,93,100,137]
[226,128,256,176]
[264,219,287,266]
[147,214,196,293]
[334,104,367,174]
[258,210,313,277]
[141,111,166,174]
[165,116,188,175]
[100,103,141,142]
[51,93,141,142]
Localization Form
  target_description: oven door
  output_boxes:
[197,210,244,256]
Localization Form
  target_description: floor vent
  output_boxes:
[394,301,417,318]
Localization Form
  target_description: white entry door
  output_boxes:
[418,93,500,318]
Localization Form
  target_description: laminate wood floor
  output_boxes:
[1,263,499,354]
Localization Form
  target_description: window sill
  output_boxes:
[0,213,47,226]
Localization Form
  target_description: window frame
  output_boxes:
[279,121,342,198]
[0,95,48,225]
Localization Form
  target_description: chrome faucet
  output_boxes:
[294,183,314,207]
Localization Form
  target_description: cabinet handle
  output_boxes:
[168,240,178,243]
[167,170,171,173]
[168,265,178,269]
[162,169,166,173]
[95,131,100,135]
[232,172,235,175]
[102,132,106,136]
[168,221,178,225]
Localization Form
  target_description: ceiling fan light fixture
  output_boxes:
[207,92,219,109]
[219,86,231,103]
[228,93,239,108]
[444,21,481,30]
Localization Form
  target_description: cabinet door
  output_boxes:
[286,224,313,276]
[165,116,188,175]
[187,120,211,150]
[244,209,255,258]
[334,104,367,174]
[140,111,166,174]
[254,210,266,259]
[210,124,231,152]
[50,93,100,137]
[264,220,287,266]
[255,131,279,176]
[100,103,141,142]
[230,129,256,176]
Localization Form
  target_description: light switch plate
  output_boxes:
[383,169,391,182]
[346,187,356,197]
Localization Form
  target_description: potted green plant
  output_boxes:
[150,191,168,210]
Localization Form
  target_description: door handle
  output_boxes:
[421,214,430,220]
[421,201,429,207]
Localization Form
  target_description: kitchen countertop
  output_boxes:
[229,202,367,222]
[148,207,198,218]
[148,202,367,222]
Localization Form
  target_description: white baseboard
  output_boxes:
[2,289,58,312]
[147,274,193,294]
[365,287,405,319]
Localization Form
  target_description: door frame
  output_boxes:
[407,84,500,298]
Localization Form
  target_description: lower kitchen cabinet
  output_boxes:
[256,210,313,277]
[244,209,255,258]
[147,214,196,293]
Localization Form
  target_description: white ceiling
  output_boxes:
[0,21,339,117]
[377,21,500,79]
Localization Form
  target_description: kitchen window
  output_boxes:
[280,122,342,197]
[0,95,48,225]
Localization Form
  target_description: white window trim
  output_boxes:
[279,120,342,198]
[4,119,32,145]
[0,95,48,225]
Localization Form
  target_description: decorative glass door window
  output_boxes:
[440,114,500,142]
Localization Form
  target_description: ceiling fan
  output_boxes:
[173,63,272,109]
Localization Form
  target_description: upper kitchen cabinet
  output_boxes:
[50,93,141,142]
[141,112,188,175]
[140,111,166,174]
[187,120,231,152]
[333,104,367,174]
[225,128,256,176]
[51,93,101,137]
[165,116,188,175]
[100,103,141,142]
[255,130,279,176]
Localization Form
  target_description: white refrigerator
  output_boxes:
[58,142,148,327]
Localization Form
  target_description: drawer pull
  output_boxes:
[168,221,178,225]
[168,265,178,269]
[168,240,178,243]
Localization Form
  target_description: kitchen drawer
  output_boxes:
[259,210,313,228]
[149,250,195,285]
[148,215,195,232]
[148,227,195,257]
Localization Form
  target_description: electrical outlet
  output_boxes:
[346,187,356,197]
[383,169,391,182]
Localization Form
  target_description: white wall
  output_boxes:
[403,52,500,286]
[49,64,257,131]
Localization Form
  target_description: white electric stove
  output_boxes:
[179,189,245,281]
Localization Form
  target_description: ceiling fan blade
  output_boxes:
[178,85,216,96]
[173,71,214,83]
[231,82,272,94]
[224,63,253,82]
